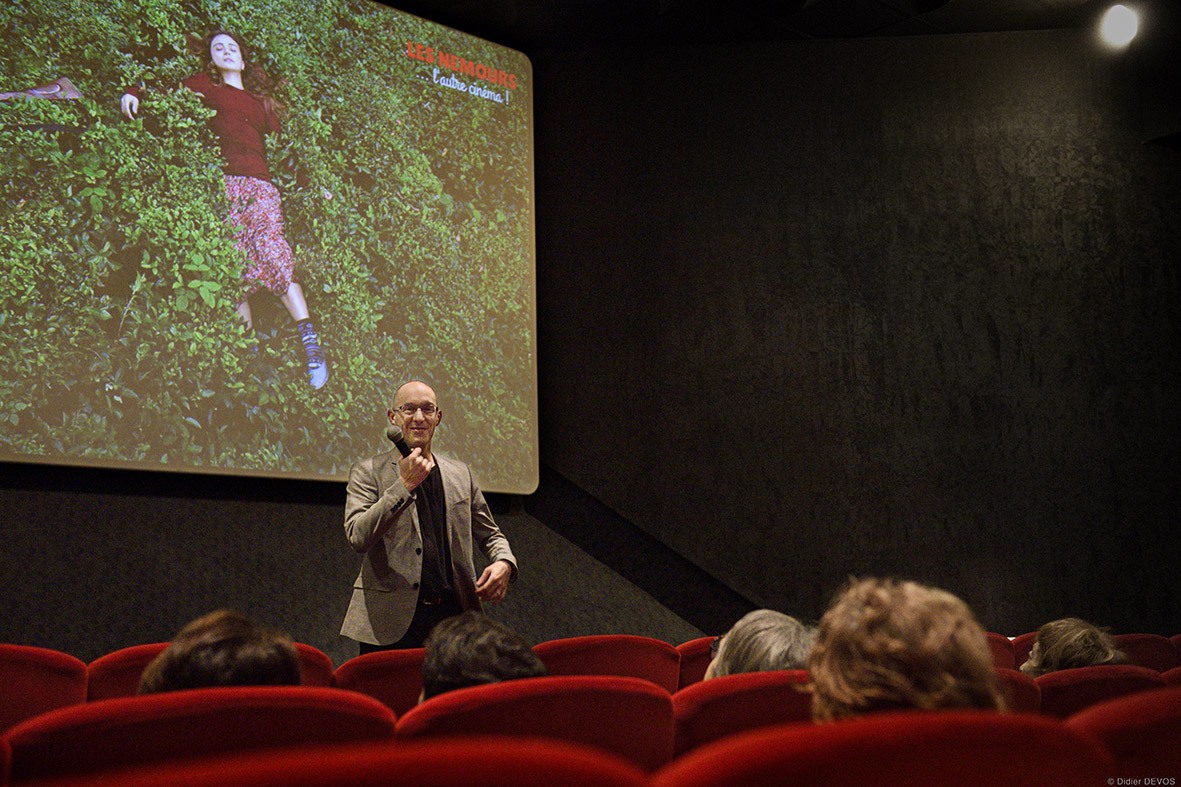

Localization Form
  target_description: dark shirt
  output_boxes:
[181,72,279,181]
[415,462,454,602]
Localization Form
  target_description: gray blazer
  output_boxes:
[339,449,517,645]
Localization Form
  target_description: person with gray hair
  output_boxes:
[704,609,817,679]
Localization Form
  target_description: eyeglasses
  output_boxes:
[396,403,438,417]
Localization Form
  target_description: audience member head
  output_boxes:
[705,609,816,679]
[138,609,301,694]
[1018,617,1128,677]
[808,577,1004,721]
[420,610,547,701]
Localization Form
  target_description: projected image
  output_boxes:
[0,0,537,492]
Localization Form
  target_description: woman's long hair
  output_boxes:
[195,29,285,119]
[1020,618,1128,677]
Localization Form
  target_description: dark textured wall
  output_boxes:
[533,30,1181,634]
[0,464,700,664]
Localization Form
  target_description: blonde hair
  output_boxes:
[808,578,1004,721]
[1019,617,1128,677]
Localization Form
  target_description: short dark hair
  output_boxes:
[138,609,301,694]
[420,611,546,700]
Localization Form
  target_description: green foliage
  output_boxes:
[0,0,536,487]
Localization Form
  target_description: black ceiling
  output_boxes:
[381,0,1124,53]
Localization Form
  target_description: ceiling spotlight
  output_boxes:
[1099,4,1139,47]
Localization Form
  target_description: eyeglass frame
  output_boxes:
[394,403,439,417]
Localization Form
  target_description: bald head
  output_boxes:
[393,380,436,407]
[388,380,442,456]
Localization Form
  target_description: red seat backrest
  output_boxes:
[294,643,336,687]
[1113,633,1179,672]
[86,643,170,701]
[651,710,1114,787]
[672,669,811,755]
[0,644,86,733]
[39,738,651,787]
[334,647,426,716]
[1066,684,1181,773]
[675,636,715,690]
[533,635,681,693]
[3,685,396,782]
[1163,666,1181,686]
[994,667,1040,713]
[1011,632,1038,670]
[395,674,674,771]
[985,632,1015,669]
[1036,664,1167,718]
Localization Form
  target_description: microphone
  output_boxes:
[385,424,411,457]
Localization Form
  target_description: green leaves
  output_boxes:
[0,0,536,486]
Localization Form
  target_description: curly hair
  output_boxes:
[421,611,547,700]
[709,609,816,678]
[808,577,1004,721]
[138,609,301,694]
[1019,617,1128,677]
[195,29,284,118]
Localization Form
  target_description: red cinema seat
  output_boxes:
[41,738,650,787]
[86,643,169,701]
[334,648,426,716]
[1113,633,1179,672]
[395,675,674,772]
[985,632,1015,670]
[1066,685,1181,774]
[0,644,87,733]
[994,668,1040,713]
[1163,666,1181,686]
[533,634,681,693]
[651,710,1113,787]
[1011,631,1038,670]
[675,636,715,690]
[294,643,336,687]
[672,669,812,756]
[1036,665,1167,718]
[3,685,396,782]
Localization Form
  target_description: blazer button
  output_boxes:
[412,582,419,590]
[416,548,422,555]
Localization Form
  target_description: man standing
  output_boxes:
[341,380,517,652]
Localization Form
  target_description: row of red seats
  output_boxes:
[984,631,1181,673]
[1,681,1178,784]
[4,632,1180,734]
[679,631,1181,688]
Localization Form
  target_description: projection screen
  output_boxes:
[0,0,537,493]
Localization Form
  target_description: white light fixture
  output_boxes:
[1099,4,1139,47]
